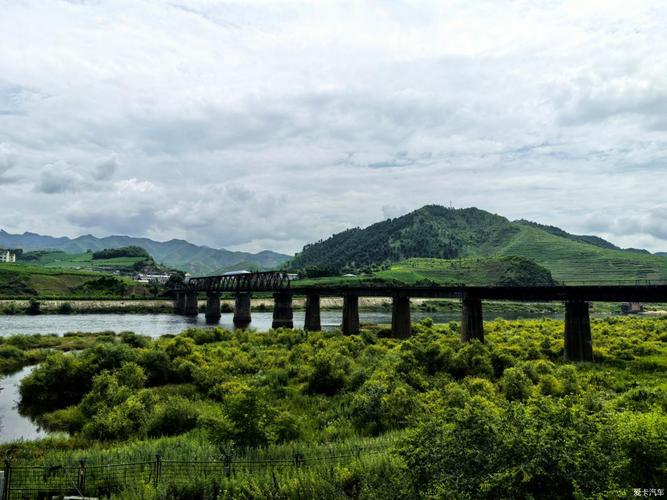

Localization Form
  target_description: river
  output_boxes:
[0,365,49,443]
[0,309,561,338]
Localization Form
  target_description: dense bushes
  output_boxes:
[74,276,128,296]
[400,396,639,498]
[8,316,667,497]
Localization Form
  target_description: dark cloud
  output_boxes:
[92,156,118,181]
[34,163,82,194]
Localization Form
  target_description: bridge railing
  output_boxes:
[180,271,292,293]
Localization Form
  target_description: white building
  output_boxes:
[134,273,171,284]
[0,250,16,263]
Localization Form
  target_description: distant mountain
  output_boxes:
[656,252,667,257]
[0,230,290,275]
[289,205,667,283]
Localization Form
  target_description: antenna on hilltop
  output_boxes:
[449,200,453,209]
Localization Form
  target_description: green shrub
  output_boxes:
[451,341,494,379]
[146,397,199,437]
[306,349,351,395]
[26,298,41,315]
[0,344,25,373]
[501,367,532,402]
[58,302,73,314]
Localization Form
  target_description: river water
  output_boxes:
[0,365,49,443]
[0,309,562,443]
[0,309,560,338]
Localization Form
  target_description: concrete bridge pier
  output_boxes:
[272,292,294,329]
[461,297,484,342]
[564,300,593,362]
[234,293,252,326]
[205,292,221,322]
[304,294,321,331]
[184,291,199,316]
[391,294,411,338]
[342,295,360,334]
[174,291,186,315]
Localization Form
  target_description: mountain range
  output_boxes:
[289,206,667,283]
[0,230,290,275]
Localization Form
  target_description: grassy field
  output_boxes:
[0,262,148,298]
[21,251,147,271]
[374,256,553,285]
[498,224,667,283]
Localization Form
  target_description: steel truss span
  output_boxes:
[182,271,291,293]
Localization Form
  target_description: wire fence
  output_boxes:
[1,445,388,499]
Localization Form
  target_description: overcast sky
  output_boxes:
[1,0,666,255]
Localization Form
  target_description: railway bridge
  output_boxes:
[171,271,667,362]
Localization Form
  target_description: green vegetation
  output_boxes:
[3,317,665,498]
[0,262,151,299]
[0,331,121,374]
[92,245,150,260]
[289,205,667,283]
[20,246,160,274]
[375,256,555,286]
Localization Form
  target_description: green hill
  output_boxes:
[376,256,555,286]
[289,206,667,284]
[0,263,149,297]
[19,246,163,274]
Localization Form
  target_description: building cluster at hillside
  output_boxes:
[133,273,172,284]
[0,249,16,262]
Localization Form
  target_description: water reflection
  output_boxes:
[0,365,48,443]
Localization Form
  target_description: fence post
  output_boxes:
[78,458,86,495]
[223,454,232,478]
[154,452,161,488]
[293,452,305,467]
[2,458,10,500]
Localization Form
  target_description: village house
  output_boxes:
[0,250,16,263]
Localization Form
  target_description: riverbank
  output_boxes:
[0,297,627,314]
[2,297,662,317]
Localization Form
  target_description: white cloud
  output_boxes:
[0,0,666,253]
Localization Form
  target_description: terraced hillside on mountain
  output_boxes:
[494,224,667,283]
[375,256,556,286]
[289,206,667,283]
[0,231,290,275]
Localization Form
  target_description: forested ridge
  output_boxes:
[290,206,518,273]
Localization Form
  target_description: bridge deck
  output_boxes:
[177,271,667,303]
[289,284,667,302]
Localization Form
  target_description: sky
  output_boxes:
[1,0,666,255]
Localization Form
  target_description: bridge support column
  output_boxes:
[304,294,321,331]
[272,292,293,329]
[461,297,484,342]
[205,292,221,322]
[174,291,186,315]
[184,291,199,316]
[564,301,593,362]
[234,293,252,326]
[342,295,360,335]
[391,294,411,338]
